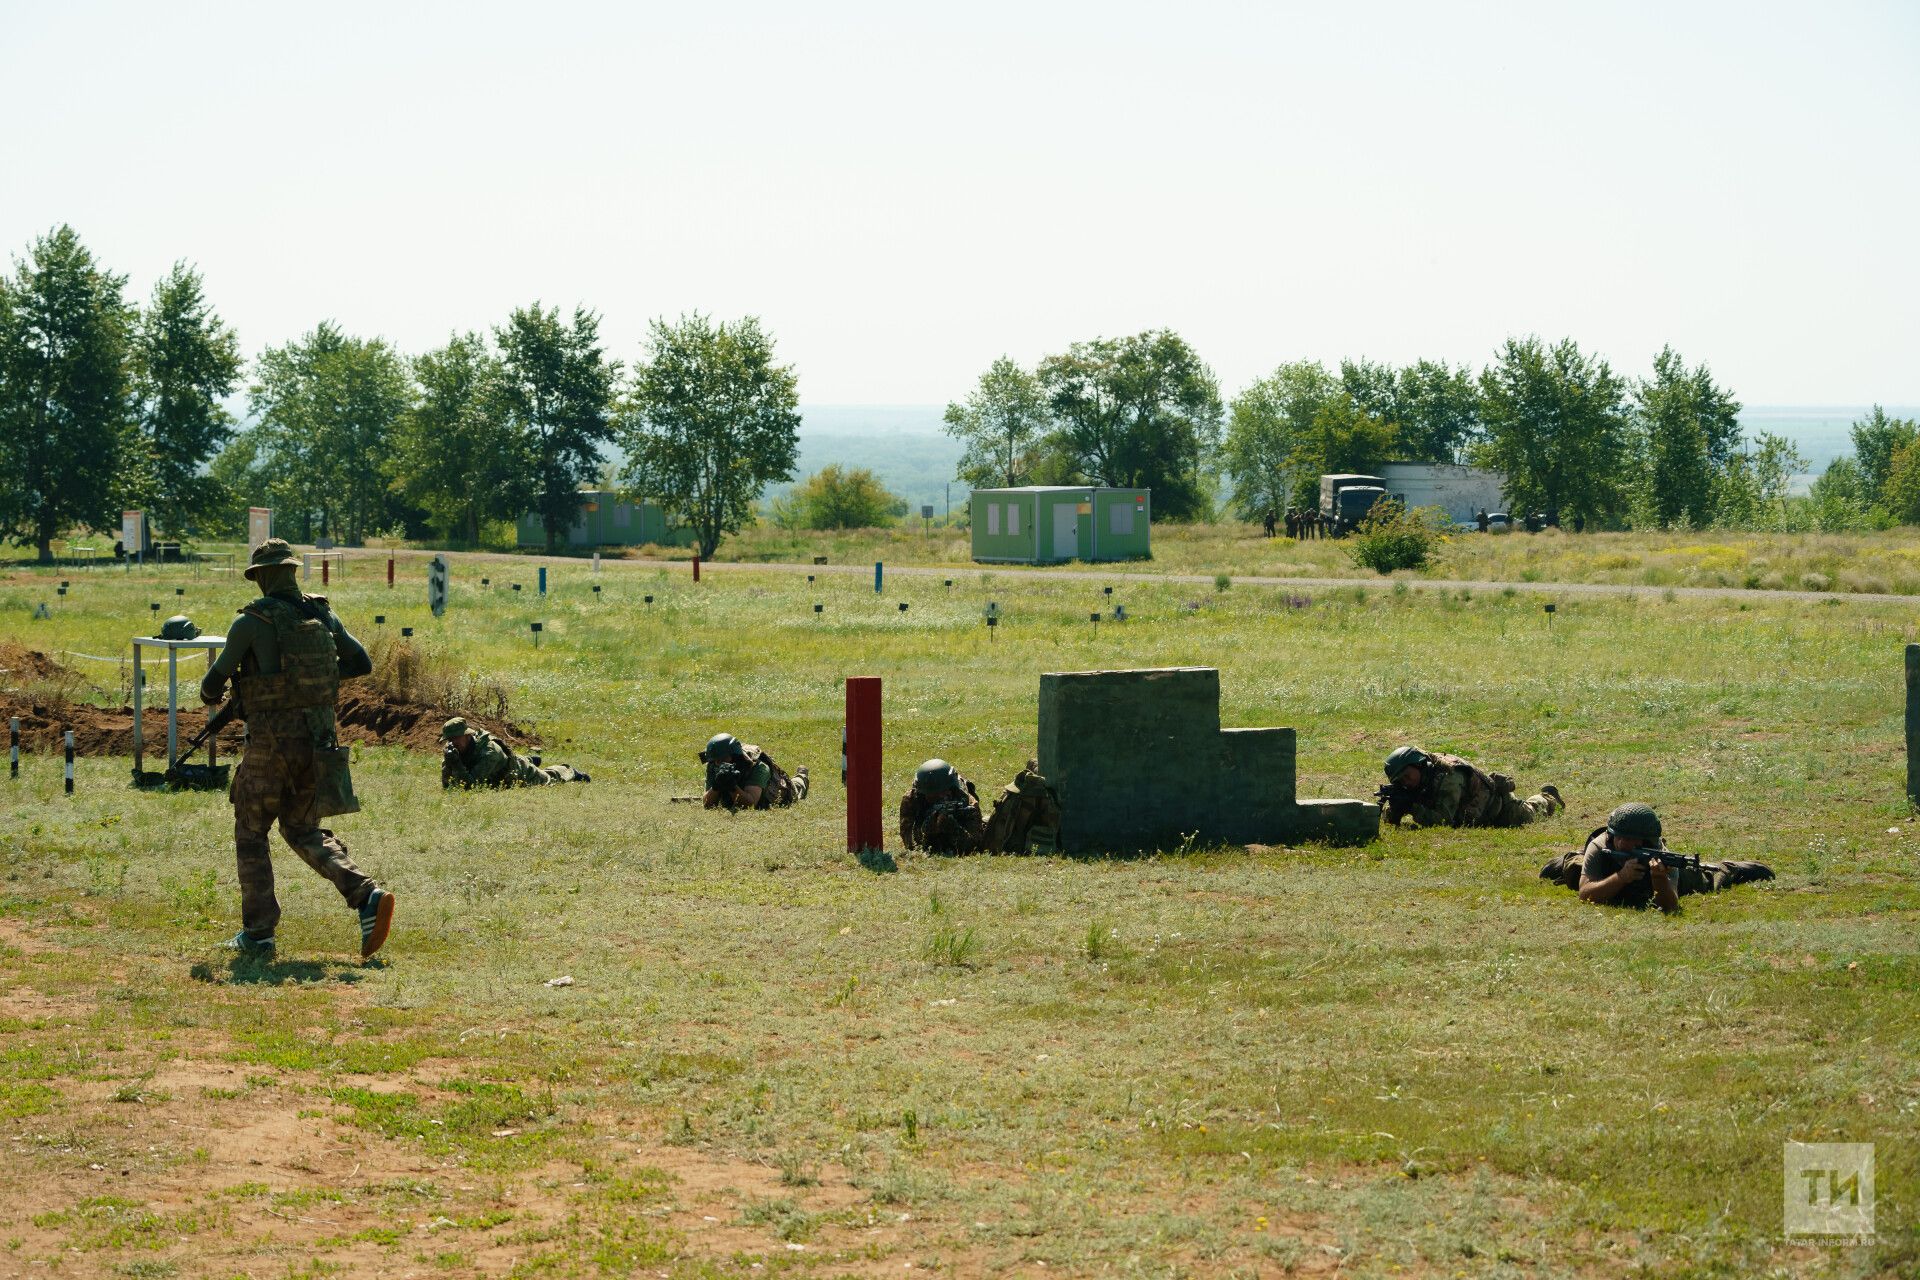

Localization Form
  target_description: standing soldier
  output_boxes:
[898,758,986,853]
[1378,745,1563,829]
[441,718,590,788]
[1476,508,1491,533]
[200,538,393,960]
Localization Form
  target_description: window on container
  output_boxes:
[987,503,1000,535]
[1008,503,1020,535]
[1109,502,1134,535]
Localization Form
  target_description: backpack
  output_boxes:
[982,761,1061,854]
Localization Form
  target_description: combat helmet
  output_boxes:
[159,614,200,641]
[1383,745,1430,780]
[913,758,960,794]
[702,732,743,763]
[1606,802,1663,843]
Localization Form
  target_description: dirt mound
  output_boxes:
[0,647,534,758]
[334,689,535,752]
[0,643,67,683]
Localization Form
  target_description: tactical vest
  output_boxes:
[233,594,340,713]
[741,744,794,808]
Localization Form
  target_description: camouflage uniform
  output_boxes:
[707,744,807,809]
[442,726,584,788]
[1539,830,1774,906]
[980,761,1062,854]
[898,773,986,854]
[1383,752,1557,829]
[222,591,374,940]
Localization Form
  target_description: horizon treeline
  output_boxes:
[5,225,1918,564]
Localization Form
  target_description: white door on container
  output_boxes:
[1052,503,1077,561]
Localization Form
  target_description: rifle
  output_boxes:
[1620,847,1701,874]
[165,697,241,790]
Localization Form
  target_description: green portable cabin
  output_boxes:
[969,486,1151,564]
[516,490,682,548]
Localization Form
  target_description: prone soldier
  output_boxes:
[701,733,809,811]
[441,717,589,788]
[1378,744,1563,829]
[1540,803,1774,911]
[898,759,986,854]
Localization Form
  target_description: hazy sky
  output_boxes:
[4,1,1915,405]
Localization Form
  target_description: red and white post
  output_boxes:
[844,677,883,853]
[693,555,702,583]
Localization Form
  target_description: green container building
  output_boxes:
[516,490,687,548]
[968,486,1151,564]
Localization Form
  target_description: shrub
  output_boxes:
[1347,500,1450,574]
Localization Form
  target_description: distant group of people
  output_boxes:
[1266,507,1326,540]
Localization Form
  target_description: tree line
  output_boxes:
[0,227,800,562]
[7,225,1917,566]
[946,336,1916,532]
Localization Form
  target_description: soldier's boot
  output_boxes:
[1718,860,1775,887]
[1541,785,1564,814]
[791,767,810,801]
[222,931,276,958]
[359,888,395,959]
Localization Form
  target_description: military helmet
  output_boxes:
[159,614,200,641]
[441,717,470,742]
[244,537,300,581]
[913,758,960,794]
[1606,802,1663,843]
[702,732,743,763]
[1384,745,1430,779]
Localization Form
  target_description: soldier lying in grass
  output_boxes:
[1539,803,1774,912]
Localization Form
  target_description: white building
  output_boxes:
[1376,463,1507,525]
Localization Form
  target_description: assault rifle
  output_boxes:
[164,697,241,790]
[1618,846,1701,874]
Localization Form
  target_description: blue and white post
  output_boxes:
[874,561,883,595]
[538,566,548,597]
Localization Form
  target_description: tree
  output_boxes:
[1880,443,1920,525]
[1392,359,1482,463]
[246,322,415,544]
[619,313,800,558]
[1293,395,1398,509]
[1807,456,1871,531]
[1222,361,1339,520]
[791,465,902,529]
[129,262,242,537]
[1476,336,1630,527]
[1038,330,1222,520]
[390,333,527,544]
[1634,345,1741,528]
[0,226,134,562]
[496,304,620,552]
[943,356,1049,489]
[1848,405,1919,508]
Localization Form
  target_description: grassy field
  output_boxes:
[1,548,1916,1278]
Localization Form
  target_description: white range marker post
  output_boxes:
[64,730,75,795]
[8,717,18,779]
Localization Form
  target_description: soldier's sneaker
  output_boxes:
[793,766,810,801]
[359,889,395,959]
[570,767,591,783]
[221,931,275,958]
[1541,784,1564,813]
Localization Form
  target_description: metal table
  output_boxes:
[131,635,227,777]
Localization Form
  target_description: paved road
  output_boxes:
[362,545,1920,606]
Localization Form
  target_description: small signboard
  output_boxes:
[121,510,145,558]
[247,507,273,554]
[428,555,449,618]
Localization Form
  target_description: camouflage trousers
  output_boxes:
[510,757,584,786]
[1464,792,1558,828]
[231,734,373,939]
[1538,852,1772,896]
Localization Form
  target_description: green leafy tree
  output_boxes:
[391,332,527,544]
[1038,330,1222,520]
[619,313,801,558]
[1634,345,1741,528]
[1476,336,1629,527]
[246,322,415,544]
[1339,358,1480,463]
[1290,395,1398,510]
[128,262,242,537]
[1848,405,1919,507]
[1222,361,1339,520]
[943,356,1049,489]
[496,304,620,552]
[792,464,903,529]
[0,225,134,562]
[1807,456,1871,531]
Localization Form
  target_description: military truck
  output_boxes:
[1318,474,1388,536]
